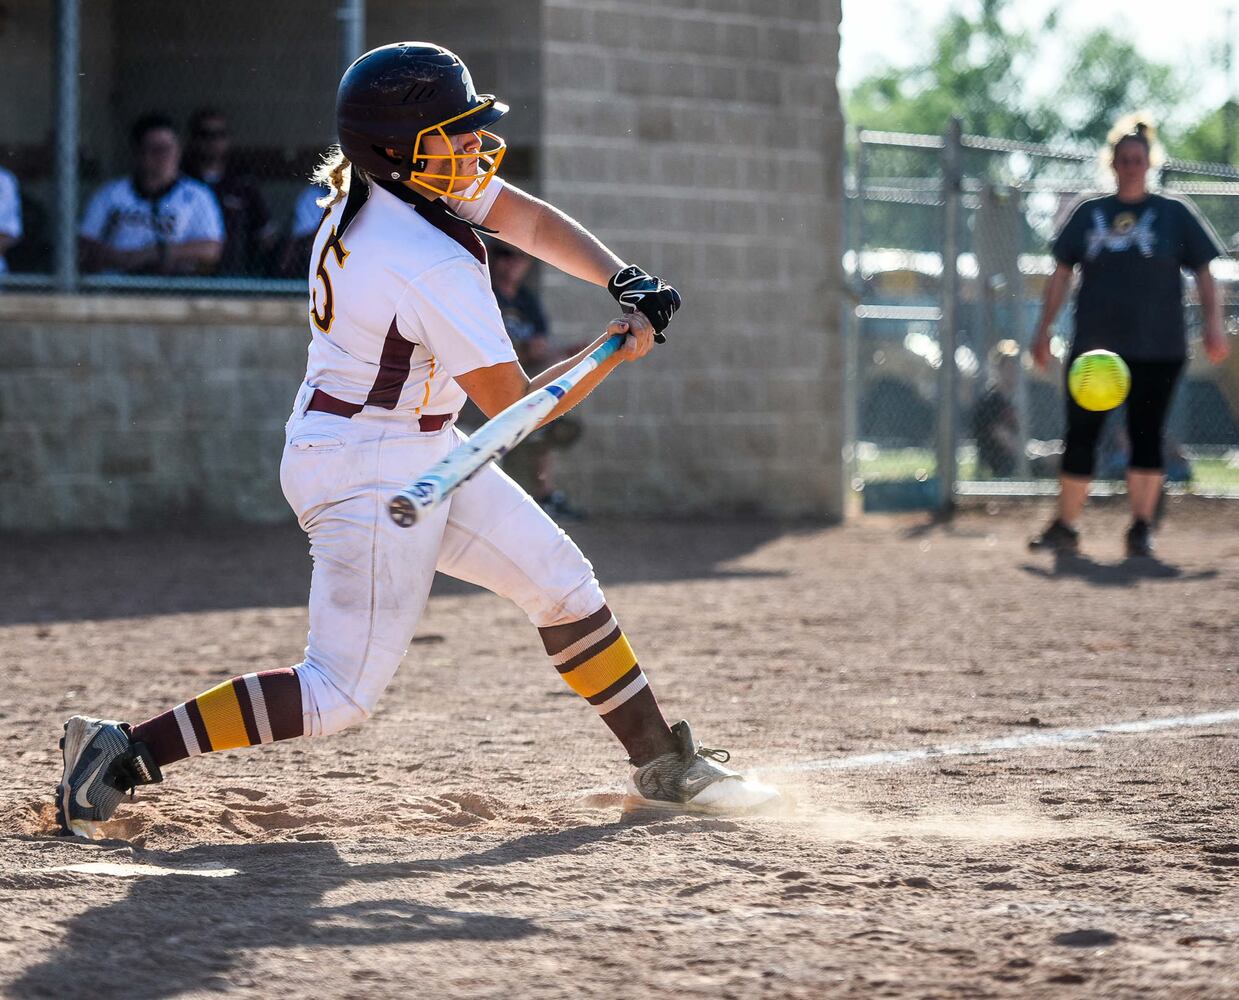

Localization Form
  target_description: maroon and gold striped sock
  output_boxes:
[539,605,676,766]
[130,668,305,768]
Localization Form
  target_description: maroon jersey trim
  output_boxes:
[364,314,417,410]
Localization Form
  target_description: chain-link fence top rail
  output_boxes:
[0,1,540,294]
[847,128,1239,499]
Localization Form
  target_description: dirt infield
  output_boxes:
[2,498,1237,999]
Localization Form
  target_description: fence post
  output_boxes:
[842,137,868,512]
[53,0,80,293]
[936,118,963,513]
[338,0,366,74]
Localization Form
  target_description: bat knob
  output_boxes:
[388,493,418,528]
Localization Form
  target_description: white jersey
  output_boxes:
[79,175,224,254]
[0,166,22,275]
[301,177,516,419]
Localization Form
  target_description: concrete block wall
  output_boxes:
[539,0,846,518]
[0,297,307,532]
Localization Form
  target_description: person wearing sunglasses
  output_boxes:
[184,109,277,276]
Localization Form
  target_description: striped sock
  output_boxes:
[539,605,676,765]
[131,668,305,768]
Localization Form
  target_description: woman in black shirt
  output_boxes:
[1029,118,1229,557]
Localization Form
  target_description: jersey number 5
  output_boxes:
[311,226,350,333]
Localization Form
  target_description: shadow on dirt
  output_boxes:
[0,519,805,626]
[10,820,708,998]
[1020,551,1219,588]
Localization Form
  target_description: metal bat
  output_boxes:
[388,333,626,527]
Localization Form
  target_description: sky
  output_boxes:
[840,0,1238,124]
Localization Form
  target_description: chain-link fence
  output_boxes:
[845,123,1239,510]
[0,0,365,293]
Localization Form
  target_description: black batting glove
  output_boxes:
[607,265,682,344]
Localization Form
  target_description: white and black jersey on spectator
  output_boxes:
[79,176,223,265]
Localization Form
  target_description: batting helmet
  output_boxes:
[336,42,508,202]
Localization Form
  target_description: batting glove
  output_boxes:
[607,265,682,344]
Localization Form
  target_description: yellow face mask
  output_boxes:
[407,99,507,203]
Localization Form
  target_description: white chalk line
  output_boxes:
[44,862,239,879]
[757,709,1239,776]
[562,709,1239,802]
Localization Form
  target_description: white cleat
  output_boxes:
[623,720,783,816]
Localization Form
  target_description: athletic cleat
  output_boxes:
[1125,518,1155,558]
[55,716,162,839]
[1028,518,1080,553]
[623,720,781,816]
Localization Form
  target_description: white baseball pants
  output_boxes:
[279,389,605,737]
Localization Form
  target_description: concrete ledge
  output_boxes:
[0,293,306,327]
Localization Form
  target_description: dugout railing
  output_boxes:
[845,122,1239,511]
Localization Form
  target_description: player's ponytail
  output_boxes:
[312,145,352,209]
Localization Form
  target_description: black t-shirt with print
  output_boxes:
[1051,193,1223,361]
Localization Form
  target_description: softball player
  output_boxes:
[56,42,780,837]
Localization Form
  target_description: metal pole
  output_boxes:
[842,138,868,511]
[338,0,366,74]
[936,118,963,513]
[1012,186,1032,479]
[54,0,80,292]
[1225,6,1236,164]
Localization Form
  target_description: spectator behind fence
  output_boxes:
[971,340,1021,478]
[1029,113,1230,558]
[0,165,22,274]
[490,242,587,519]
[184,109,276,275]
[79,114,224,276]
[279,181,329,277]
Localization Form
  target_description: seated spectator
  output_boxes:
[490,242,587,519]
[278,181,329,277]
[79,114,223,275]
[0,165,22,274]
[972,339,1021,478]
[183,109,276,275]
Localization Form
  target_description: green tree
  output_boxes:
[845,2,1186,148]
[1049,29,1188,143]
[1175,100,1239,165]
[843,2,1226,254]
[847,0,1057,141]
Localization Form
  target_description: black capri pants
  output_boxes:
[1061,358,1184,477]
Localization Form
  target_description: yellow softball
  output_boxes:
[1068,349,1131,412]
